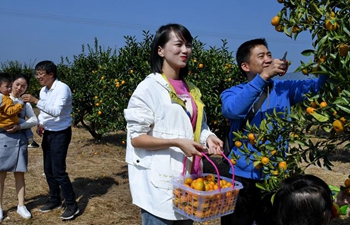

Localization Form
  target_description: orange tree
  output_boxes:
[232,0,350,193]
[59,33,242,142]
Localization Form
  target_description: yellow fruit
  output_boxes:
[130,70,134,74]
[234,141,242,148]
[255,163,263,170]
[184,177,193,185]
[271,16,281,26]
[199,63,204,69]
[319,102,327,108]
[302,68,308,75]
[344,178,350,188]
[261,157,270,165]
[270,149,277,156]
[291,25,300,33]
[311,101,317,108]
[275,24,284,32]
[230,158,237,165]
[306,107,316,114]
[98,111,102,115]
[325,19,338,31]
[271,170,279,176]
[339,44,349,57]
[333,119,344,133]
[278,161,287,170]
[247,133,255,141]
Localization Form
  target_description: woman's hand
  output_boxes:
[176,139,206,157]
[5,124,20,133]
[205,135,223,155]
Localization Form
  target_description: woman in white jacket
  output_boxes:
[0,73,37,220]
[124,23,223,225]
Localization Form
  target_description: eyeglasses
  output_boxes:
[35,73,47,78]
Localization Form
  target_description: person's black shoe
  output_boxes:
[60,204,79,220]
[28,141,40,148]
[39,202,62,212]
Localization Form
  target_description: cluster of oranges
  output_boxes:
[307,101,346,133]
[172,174,239,220]
[184,174,233,191]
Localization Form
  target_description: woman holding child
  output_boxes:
[0,73,38,220]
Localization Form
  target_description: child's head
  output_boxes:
[273,174,333,225]
[0,73,13,95]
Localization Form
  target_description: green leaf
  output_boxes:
[310,112,329,122]
[336,105,350,114]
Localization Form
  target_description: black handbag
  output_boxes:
[222,84,271,164]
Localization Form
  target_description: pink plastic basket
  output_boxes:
[171,152,243,222]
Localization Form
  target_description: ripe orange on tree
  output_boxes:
[319,101,327,108]
[234,140,242,148]
[278,161,287,170]
[247,133,255,141]
[325,19,338,31]
[277,0,283,3]
[310,101,317,108]
[275,24,284,32]
[339,44,349,57]
[302,68,309,75]
[271,16,280,26]
[333,119,344,133]
[230,158,237,165]
[344,178,350,188]
[261,157,270,165]
[198,63,204,69]
[306,107,316,114]
[270,149,277,156]
[291,25,300,33]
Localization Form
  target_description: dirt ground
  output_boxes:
[1,125,350,225]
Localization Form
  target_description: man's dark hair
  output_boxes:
[35,60,57,79]
[236,38,268,75]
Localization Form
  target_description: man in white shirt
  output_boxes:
[22,60,79,220]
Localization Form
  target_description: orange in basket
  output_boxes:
[171,152,243,222]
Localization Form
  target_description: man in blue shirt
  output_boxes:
[22,60,79,220]
[220,38,327,225]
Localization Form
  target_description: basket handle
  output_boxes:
[220,151,235,185]
[181,151,235,191]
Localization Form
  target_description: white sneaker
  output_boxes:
[0,207,3,221]
[17,205,31,219]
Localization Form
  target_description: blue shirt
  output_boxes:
[221,74,327,179]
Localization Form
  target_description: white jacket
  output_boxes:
[124,72,214,220]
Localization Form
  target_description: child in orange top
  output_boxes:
[0,73,25,129]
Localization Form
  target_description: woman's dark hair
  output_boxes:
[13,73,30,90]
[272,174,333,225]
[236,38,268,75]
[150,23,193,79]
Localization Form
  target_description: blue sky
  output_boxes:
[0,0,314,72]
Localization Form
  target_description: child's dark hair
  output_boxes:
[35,60,57,78]
[272,174,333,225]
[150,23,193,80]
[0,72,13,85]
[236,38,268,75]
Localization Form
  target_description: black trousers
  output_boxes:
[221,176,273,225]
